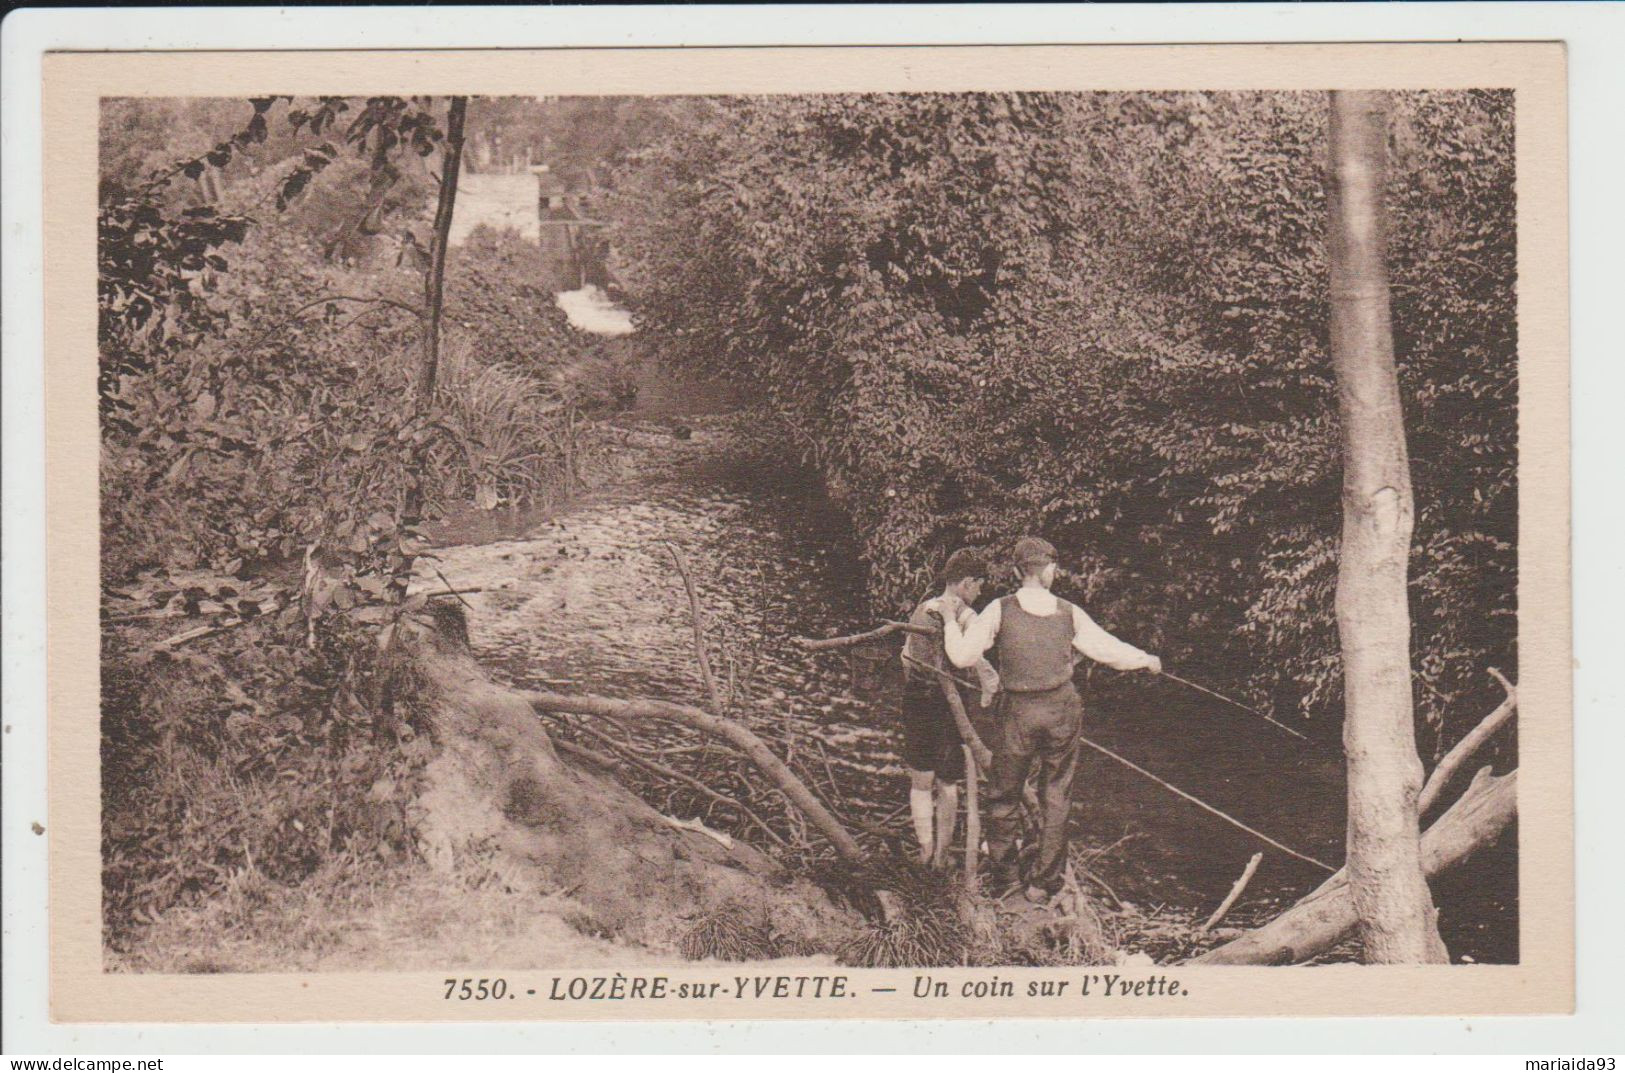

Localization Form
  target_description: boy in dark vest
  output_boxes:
[940,536,1161,901]
[897,548,1000,868]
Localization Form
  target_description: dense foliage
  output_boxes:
[101,610,436,944]
[98,98,624,937]
[608,91,1516,747]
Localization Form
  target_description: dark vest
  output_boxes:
[901,597,946,683]
[995,594,1076,693]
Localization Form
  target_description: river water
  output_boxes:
[428,397,1516,964]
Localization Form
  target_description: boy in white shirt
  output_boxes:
[897,548,1000,868]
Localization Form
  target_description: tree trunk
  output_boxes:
[1326,89,1448,964]
[1192,768,1515,965]
[418,96,468,403]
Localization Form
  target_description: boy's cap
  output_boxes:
[1011,536,1059,570]
[938,548,989,584]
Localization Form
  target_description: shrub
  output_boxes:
[676,904,812,961]
[447,226,642,412]
[435,333,583,509]
[96,100,599,946]
[101,617,434,947]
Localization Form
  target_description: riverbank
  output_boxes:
[105,574,865,974]
[417,370,1514,966]
[99,392,1159,972]
[409,398,1291,965]
[104,360,1513,970]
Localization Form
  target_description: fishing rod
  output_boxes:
[1156,670,1311,743]
[899,656,1335,872]
[1074,735,1336,874]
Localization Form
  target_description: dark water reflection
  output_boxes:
[430,445,1516,964]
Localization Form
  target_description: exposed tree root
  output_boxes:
[408,629,859,955]
[524,687,867,865]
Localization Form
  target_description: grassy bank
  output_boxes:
[108,851,653,974]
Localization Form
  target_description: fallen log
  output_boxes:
[525,688,867,866]
[1418,669,1516,817]
[1192,766,1516,965]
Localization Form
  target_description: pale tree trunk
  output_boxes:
[419,95,468,403]
[1326,89,1449,964]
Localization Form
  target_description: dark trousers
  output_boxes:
[985,682,1082,895]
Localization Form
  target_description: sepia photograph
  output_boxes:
[30,39,1574,1025]
[95,83,1522,969]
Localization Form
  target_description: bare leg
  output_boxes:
[909,769,936,863]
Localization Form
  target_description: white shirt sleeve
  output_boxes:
[942,598,1001,669]
[1070,604,1153,670]
[960,606,1001,695]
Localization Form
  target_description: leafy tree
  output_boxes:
[98,96,588,935]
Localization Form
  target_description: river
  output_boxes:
[427,367,1516,965]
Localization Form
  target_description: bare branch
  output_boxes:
[792,621,936,652]
[566,720,788,849]
[243,294,425,354]
[1417,669,1517,817]
[1201,852,1263,932]
[526,687,866,865]
[663,541,725,714]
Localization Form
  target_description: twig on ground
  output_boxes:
[430,567,475,611]
[1079,869,1127,911]
[663,541,725,714]
[568,720,789,849]
[814,738,844,803]
[771,788,810,848]
[1081,832,1142,866]
[661,814,734,849]
[552,736,624,773]
[1201,852,1263,932]
[150,618,247,651]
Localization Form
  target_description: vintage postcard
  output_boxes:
[43,41,1569,1023]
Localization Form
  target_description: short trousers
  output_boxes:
[898,677,967,781]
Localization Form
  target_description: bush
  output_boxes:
[435,332,582,509]
[676,904,812,961]
[101,617,434,947]
[448,226,642,411]
[96,99,605,945]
